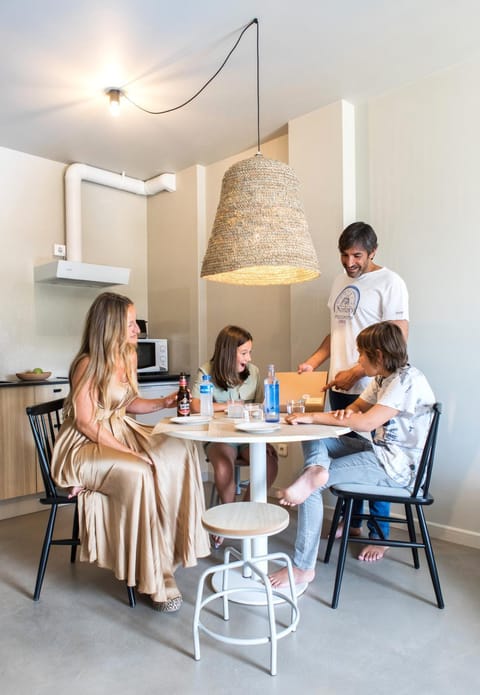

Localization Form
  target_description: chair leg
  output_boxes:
[34,504,58,601]
[208,479,219,507]
[234,463,242,496]
[331,497,354,609]
[70,505,80,563]
[324,498,343,563]
[405,504,420,568]
[127,584,136,607]
[416,506,445,609]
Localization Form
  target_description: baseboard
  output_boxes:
[0,494,41,521]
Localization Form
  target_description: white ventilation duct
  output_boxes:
[34,163,176,287]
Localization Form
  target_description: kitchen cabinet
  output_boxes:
[0,381,69,500]
[137,381,178,424]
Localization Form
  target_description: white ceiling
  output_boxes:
[1,0,480,180]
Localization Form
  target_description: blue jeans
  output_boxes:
[328,389,390,539]
[293,434,404,571]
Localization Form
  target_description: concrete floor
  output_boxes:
[1,494,479,695]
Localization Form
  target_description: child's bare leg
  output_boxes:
[269,566,315,588]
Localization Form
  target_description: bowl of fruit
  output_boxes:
[16,368,52,381]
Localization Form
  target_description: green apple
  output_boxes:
[32,368,44,374]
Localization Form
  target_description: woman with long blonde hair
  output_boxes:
[52,292,210,612]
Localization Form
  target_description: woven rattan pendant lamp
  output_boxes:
[201,19,319,286]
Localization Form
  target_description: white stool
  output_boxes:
[193,502,299,676]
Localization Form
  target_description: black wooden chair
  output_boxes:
[26,398,136,606]
[324,402,444,609]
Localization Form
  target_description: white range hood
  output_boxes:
[35,163,176,288]
[34,260,130,288]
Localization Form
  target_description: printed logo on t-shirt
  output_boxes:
[333,285,360,321]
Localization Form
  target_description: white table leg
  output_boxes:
[249,441,268,562]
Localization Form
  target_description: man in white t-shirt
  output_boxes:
[298,222,409,561]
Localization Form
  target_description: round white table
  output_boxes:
[155,415,349,602]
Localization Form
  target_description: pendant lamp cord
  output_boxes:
[121,18,260,153]
[255,18,260,154]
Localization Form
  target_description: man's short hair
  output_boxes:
[338,222,378,254]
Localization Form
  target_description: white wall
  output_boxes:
[0,146,149,379]
[366,57,480,547]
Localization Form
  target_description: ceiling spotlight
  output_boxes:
[105,88,123,116]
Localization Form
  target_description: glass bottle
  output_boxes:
[264,364,280,423]
[176,372,191,417]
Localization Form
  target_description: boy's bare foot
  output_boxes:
[275,466,328,506]
[269,566,315,589]
[334,522,362,539]
[358,544,389,562]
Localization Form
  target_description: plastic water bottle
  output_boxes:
[264,364,280,423]
[199,374,214,417]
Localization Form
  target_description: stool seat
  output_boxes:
[202,501,289,538]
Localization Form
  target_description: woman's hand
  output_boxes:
[161,391,177,409]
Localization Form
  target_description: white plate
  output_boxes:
[170,415,212,425]
[235,422,281,434]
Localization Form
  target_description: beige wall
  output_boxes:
[204,136,291,376]
[147,164,203,375]
[147,136,292,379]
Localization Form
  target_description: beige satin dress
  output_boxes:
[51,382,210,602]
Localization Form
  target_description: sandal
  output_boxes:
[211,534,224,550]
[152,595,183,613]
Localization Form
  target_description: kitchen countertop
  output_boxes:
[0,377,69,387]
[137,372,187,384]
[0,373,188,387]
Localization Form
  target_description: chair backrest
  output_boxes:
[411,402,442,498]
[26,398,65,498]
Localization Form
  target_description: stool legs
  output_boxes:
[193,549,299,676]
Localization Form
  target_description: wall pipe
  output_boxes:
[64,163,176,262]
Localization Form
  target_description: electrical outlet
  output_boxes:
[53,243,66,257]
[277,443,288,457]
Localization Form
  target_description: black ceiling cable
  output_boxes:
[122,17,259,135]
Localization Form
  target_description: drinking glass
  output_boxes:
[227,400,245,418]
[286,399,306,415]
[244,403,264,422]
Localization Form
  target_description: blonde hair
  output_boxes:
[65,292,138,418]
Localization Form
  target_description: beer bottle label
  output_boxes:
[178,396,190,416]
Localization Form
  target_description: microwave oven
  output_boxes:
[137,339,168,373]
